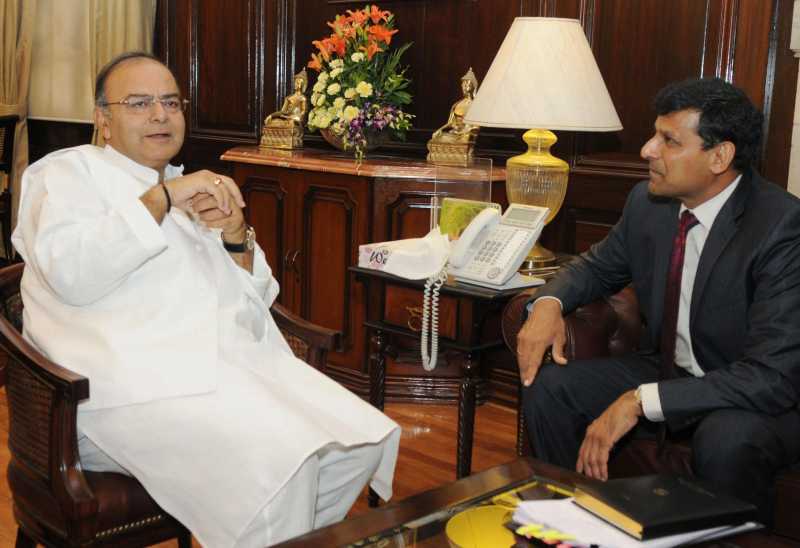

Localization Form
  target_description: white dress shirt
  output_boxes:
[640,175,741,421]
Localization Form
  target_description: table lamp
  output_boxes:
[464,17,622,270]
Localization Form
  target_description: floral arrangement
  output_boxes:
[306,4,413,160]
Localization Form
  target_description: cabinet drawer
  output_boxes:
[384,285,458,339]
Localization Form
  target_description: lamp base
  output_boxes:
[519,241,556,270]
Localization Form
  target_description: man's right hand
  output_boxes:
[165,170,245,215]
[516,298,567,386]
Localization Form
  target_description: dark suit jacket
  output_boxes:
[536,169,800,430]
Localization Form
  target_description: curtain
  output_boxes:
[90,0,157,146]
[29,0,93,122]
[1,0,36,236]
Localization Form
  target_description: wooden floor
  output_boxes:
[0,390,518,546]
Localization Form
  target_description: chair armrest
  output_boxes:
[271,303,341,369]
[501,286,641,360]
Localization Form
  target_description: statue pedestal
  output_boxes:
[260,125,303,150]
[426,140,475,166]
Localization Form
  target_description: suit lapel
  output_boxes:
[650,200,681,341]
[689,172,752,326]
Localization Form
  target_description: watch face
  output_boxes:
[245,226,256,250]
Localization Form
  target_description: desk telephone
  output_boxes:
[357,202,548,369]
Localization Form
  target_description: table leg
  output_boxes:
[369,328,387,411]
[368,328,387,507]
[456,351,478,479]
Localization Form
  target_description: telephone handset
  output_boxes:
[449,207,501,268]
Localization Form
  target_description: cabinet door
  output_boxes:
[236,164,295,307]
[294,171,370,372]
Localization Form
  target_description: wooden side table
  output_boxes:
[352,266,528,479]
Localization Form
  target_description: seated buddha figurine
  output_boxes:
[427,68,480,165]
[260,69,308,150]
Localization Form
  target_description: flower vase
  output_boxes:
[320,128,389,155]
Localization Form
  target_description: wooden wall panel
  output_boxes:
[152,0,797,254]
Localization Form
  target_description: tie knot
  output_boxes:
[679,210,699,233]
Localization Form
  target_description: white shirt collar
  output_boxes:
[103,144,184,185]
[679,174,742,229]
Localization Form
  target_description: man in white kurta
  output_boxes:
[12,52,400,547]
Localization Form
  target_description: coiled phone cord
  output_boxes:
[421,267,448,371]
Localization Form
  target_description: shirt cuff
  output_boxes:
[639,382,664,422]
[118,198,168,255]
[526,295,564,313]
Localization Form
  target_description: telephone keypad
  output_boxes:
[463,227,528,277]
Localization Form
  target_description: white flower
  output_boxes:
[342,105,360,122]
[356,81,373,98]
[316,112,332,128]
[330,67,343,79]
[313,94,326,107]
[326,83,341,95]
[333,97,346,109]
[344,87,357,99]
[318,71,329,83]
[330,59,344,68]
[351,52,365,63]
[312,81,325,93]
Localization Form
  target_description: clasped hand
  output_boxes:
[166,170,247,242]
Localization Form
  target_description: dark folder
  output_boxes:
[573,474,757,540]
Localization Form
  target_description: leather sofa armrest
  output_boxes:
[501,285,641,360]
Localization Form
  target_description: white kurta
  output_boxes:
[12,145,400,547]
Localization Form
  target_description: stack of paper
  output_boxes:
[513,499,759,548]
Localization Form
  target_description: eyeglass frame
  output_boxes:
[98,94,190,114]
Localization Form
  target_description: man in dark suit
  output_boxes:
[518,78,800,519]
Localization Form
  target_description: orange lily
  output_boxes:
[308,53,323,71]
[367,5,391,24]
[329,34,347,57]
[312,39,332,60]
[347,9,369,27]
[326,14,351,35]
[368,24,398,45]
[361,40,383,61]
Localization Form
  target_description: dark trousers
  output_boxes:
[522,355,800,523]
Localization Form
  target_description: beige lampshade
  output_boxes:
[464,17,622,131]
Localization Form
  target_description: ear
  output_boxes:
[709,141,736,175]
[94,106,112,141]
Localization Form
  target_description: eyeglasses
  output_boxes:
[100,95,189,114]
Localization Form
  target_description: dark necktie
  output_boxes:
[660,210,699,380]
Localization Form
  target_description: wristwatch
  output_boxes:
[223,225,256,253]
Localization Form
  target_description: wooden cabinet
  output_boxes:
[223,146,507,399]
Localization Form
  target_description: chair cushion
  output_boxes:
[85,471,176,541]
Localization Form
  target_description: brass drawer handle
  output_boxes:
[406,305,423,332]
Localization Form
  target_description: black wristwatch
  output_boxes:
[223,225,256,253]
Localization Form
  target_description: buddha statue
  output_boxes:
[427,68,480,165]
[260,69,308,150]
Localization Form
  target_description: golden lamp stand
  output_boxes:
[505,128,568,271]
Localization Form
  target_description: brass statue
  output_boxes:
[427,68,480,165]
[260,69,308,150]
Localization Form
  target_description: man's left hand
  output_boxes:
[192,193,246,243]
[576,390,642,481]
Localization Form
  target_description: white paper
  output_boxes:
[513,498,760,548]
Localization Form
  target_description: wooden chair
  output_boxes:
[501,286,800,542]
[0,115,18,263]
[0,262,340,547]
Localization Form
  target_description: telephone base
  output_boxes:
[454,272,545,291]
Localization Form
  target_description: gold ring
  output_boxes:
[213,178,221,186]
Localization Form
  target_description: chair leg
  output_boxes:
[178,528,192,548]
[15,528,36,548]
